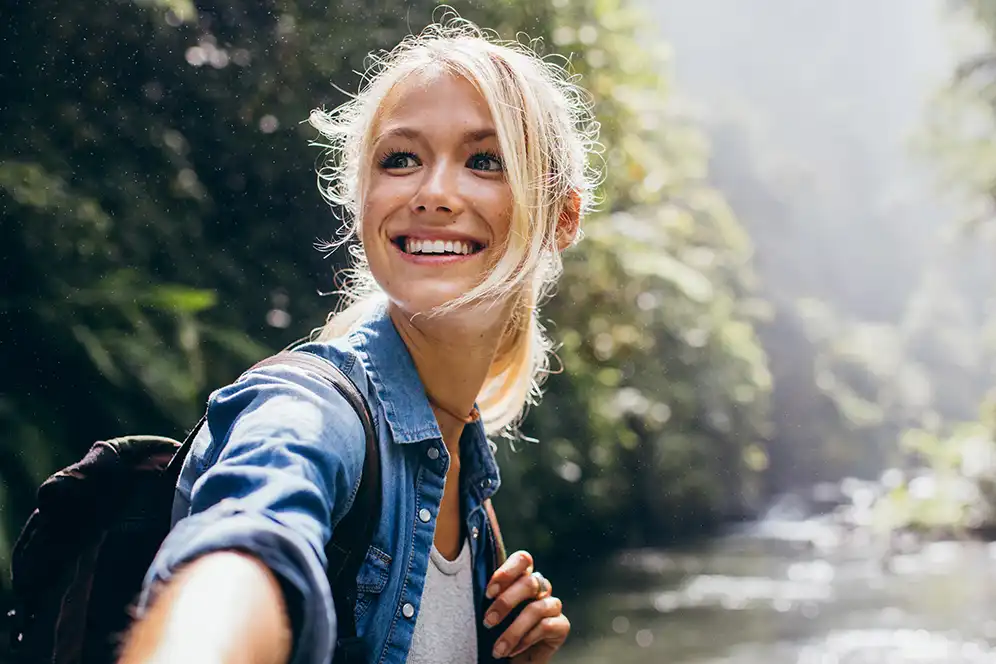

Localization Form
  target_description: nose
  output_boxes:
[411,161,464,218]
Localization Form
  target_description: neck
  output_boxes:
[388,302,506,435]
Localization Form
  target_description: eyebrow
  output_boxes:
[375,127,497,144]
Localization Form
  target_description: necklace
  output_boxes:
[426,393,480,424]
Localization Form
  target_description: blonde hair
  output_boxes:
[307,13,600,437]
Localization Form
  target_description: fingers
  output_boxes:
[508,614,571,660]
[484,567,547,629]
[486,550,534,600]
[482,551,569,661]
[492,597,567,660]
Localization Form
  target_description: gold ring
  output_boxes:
[532,571,552,600]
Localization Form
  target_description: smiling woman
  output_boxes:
[117,13,600,664]
[309,20,600,435]
[360,73,512,321]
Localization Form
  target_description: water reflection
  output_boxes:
[559,518,996,663]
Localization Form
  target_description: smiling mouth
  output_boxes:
[393,236,485,256]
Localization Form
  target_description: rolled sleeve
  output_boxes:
[137,359,367,664]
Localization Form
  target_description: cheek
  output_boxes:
[361,181,384,221]
[364,176,409,218]
[484,186,514,237]
[357,198,374,244]
[359,190,394,254]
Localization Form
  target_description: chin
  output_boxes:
[387,284,507,325]
[390,290,472,318]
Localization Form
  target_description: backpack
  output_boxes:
[4,350,383,664]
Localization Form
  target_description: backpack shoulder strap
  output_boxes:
[249,351,381,645]
[167,350,381,645]
[482,498,507,569]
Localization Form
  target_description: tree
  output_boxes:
[0,0,771,593]
[493,0,771,556]
[886,0,996,532]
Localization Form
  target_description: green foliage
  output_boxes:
[0,0,771,590]
[882,0,996,534]
[492,0,771,557]
[873,404,996,535]
[919,0,996,235]
[2,0,472,586]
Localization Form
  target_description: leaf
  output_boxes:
[71,324,124,385]
[147,285,218,314]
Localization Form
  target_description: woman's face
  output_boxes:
[361,69,514,319]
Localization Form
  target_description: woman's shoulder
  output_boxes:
[203,303,419,456]
[173,335,381,538]
[219,326,373,399]
[200,335,377,457]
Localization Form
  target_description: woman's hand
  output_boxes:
[483,550,570,662]
[117,551,291,664]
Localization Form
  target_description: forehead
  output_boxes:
[375,68,495,133]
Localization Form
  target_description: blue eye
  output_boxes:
[468,151,503,172]
[379,150,420,170]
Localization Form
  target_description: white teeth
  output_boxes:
[403,238,477,255]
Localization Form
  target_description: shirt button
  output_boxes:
[418,508,432,523]
[471,526,480,539]
[402,602,415,619]
[481,478,493,489]
[427,446,440,461]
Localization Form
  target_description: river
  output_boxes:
[556,518,996,663]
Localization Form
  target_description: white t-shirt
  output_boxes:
[406,539,478,664]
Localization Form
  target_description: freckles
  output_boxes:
[369,178,415,212]
[497,200,513,230]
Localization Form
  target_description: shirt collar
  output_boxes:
[461,421,502,502]
[350,300,442,445]
[349,300,501,499]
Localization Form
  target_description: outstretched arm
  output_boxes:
[117,551,291,664]
[118,359,368,664]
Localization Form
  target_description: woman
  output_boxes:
[119,15,599,664]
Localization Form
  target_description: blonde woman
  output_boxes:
[120,15,598,664]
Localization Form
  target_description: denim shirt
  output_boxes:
[139,302,506,664]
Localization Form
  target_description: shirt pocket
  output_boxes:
[354,545,392,621]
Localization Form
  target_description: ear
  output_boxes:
[555,190,582,252]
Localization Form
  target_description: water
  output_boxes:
[557,519,996,663]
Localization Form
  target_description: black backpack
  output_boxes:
[5,350,383,664]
